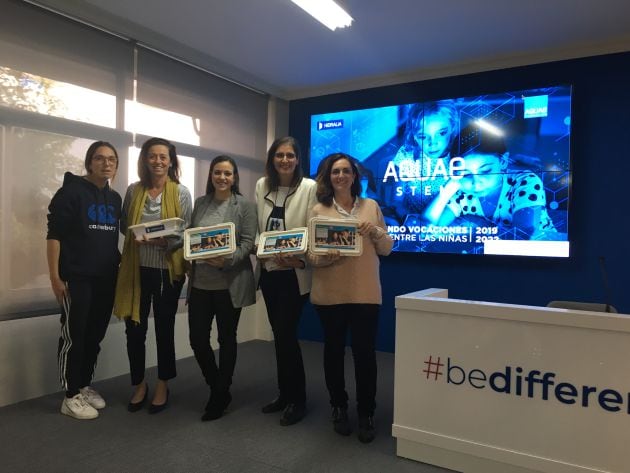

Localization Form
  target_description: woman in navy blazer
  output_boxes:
[187,155,257,421]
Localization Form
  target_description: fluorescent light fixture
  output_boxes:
[291,0,353,31]
[475,119,504,136]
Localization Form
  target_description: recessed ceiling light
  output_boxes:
[291,0,353,31]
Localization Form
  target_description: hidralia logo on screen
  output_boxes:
[421,355,630,414]
[317,119,344,130]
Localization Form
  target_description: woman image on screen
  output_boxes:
[392,100,459,216]
[187,155,256,421]
[308,152,393,443]
[327,231,340,246]
[114,137,192,414]
[255,136,317,426]
[422,128,556,239]
[339,229,352,246]
[275,238,289,249]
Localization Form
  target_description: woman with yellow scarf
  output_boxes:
[114,137,192,414]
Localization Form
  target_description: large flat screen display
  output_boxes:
[309,85,571,257]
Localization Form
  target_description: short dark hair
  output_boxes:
[265,136,303,190]
[84,141,119,173]
[316,152,362,206]
[137,137,181,187]
[205,155,241,195]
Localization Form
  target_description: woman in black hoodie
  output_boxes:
[46,141,122,420]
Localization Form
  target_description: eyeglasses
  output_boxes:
[274,152,297,160]
[92,155,118,165]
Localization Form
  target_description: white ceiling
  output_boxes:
[36,0,630,100]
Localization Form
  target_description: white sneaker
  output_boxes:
[61,393,99,420]
[80,386,106,409]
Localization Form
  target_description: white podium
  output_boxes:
[392,289,630,473]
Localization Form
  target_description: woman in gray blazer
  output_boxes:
[187,155,257,421]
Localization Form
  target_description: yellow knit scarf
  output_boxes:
[113,179,185,323]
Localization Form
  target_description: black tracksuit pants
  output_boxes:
[58,276,116,397]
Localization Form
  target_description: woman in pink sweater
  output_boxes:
[308,153,393,443]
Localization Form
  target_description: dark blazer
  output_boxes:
[189,193,257,308]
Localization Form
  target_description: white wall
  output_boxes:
[0,292,272,408]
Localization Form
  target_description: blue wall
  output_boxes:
[291,52,630,352]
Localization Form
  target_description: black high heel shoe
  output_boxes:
[261,397,287,414]
[148,389,169,414]
[127,386,148,413]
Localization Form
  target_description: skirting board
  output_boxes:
[393,425,606,473]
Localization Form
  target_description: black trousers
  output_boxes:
[188,287,242,392]
[58,275,116,397]
[314,303,379,416]
[125,267,184,385]
[259,269,308,405]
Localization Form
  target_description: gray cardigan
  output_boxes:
[188,193,257,308]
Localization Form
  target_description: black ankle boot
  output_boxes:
[332,407,352,436]
[204,390,213,413]
[202,390,232,421]
[358,415,375,443]
[279,403,306,426]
